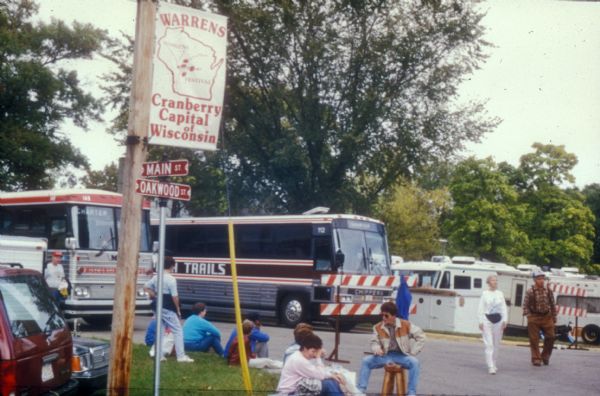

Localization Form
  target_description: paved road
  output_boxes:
[79,316,600,395]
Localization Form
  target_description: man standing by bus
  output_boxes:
[144,256,194,363]
[523,270,557,366]
[44,251,66,303]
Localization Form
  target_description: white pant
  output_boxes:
[248,358,283,369]
[481,320,503,369]
[160,309,185,359]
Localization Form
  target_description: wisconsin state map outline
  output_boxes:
[156,27,225,101]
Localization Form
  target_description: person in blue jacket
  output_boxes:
[183,302,224,356]
[224,312,270,359]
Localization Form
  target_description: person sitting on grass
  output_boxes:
[183,302,224,356]
[276,332,345,396]
[228,320,283,370]
[282,322,314,363]
[227,320,256,366]
[224,312,270,359]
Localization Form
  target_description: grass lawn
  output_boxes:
[127,343,279,395]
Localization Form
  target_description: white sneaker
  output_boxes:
[160,356,167,362]
[177,355,194,363]
[488,367,496,375]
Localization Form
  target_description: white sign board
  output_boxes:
[148,2,227,151]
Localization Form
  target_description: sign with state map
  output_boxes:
[148,2,227,151]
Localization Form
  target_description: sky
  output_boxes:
[37,0,600,188]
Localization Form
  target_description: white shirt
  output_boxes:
[45,262,65,289]
[144,271,178,296]
[478,289,508,324]
[276,351,330,394]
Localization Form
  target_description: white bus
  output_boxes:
[0,189,154,324]
[154,214,396,328]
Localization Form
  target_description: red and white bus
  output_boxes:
[0,189,153,324]
[155,214,398,328]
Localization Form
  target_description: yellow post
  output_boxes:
[228,221,253,395]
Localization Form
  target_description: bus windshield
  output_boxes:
[334,219,390,275]
[72,206,151,252]
[74,206,117,250]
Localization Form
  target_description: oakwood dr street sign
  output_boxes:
[135,179,191,201]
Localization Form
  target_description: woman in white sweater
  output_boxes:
[478,274,508,374]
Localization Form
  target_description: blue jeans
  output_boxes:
[185,335,224,356]
[358,352,420,395]
[321,378,344,395]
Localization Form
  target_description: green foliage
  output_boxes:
[519,142,578,189]
[444,145,595,270]
[582,183,600,265]
[81,162,119,192]
[103,0,496,214]
[0,0,107,190]
[443,157,529,263]
[128,343,278,394]
[376,182,449,260]
[518,144,593,268]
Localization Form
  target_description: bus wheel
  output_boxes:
[280,295,307,328]
[582,325,600,344]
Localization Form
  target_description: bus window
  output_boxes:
[454,275,471,289]
[314,235,332,271]
[75,206,117,250]
[557,296,600,314]
[415,271,440,287]
[335,229,366,273]
[236,224,275,258]
[274,224,311,259]
[49,218,68,249]
[170,225,228,257]
[365,232,389,275]
[439,271,451,288]
[474,278,483,288]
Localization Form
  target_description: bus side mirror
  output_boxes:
[65,237,78,251]
[334,249,345,270]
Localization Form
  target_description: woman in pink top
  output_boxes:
[276,333,344,395]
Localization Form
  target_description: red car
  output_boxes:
[0,263,77,395]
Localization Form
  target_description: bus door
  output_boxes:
[509,279,527,326]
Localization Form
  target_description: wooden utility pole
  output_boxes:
[108,1,156,394]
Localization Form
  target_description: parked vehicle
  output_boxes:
[71,336,110,394]
[0,234,47,271]
[496,268,600,344]
[154,214,396,327]
[0,189,154,324]
[0,263,78,395]
[392,258,503,334]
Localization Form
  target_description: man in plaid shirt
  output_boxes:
[523,270,557,366]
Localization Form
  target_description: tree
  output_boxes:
[103,0,496,214]
[81,162,119,192]
[443,157,529,263]
[376,181,449,260]
[0,0,107,190]
[518,144,594,268]
[582,183,600,266]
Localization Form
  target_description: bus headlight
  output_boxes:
[74,286,90,298]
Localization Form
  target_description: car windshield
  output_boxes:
[0,274,66,338]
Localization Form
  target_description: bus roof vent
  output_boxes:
[451,256,476,264]
[302,207,330,215]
